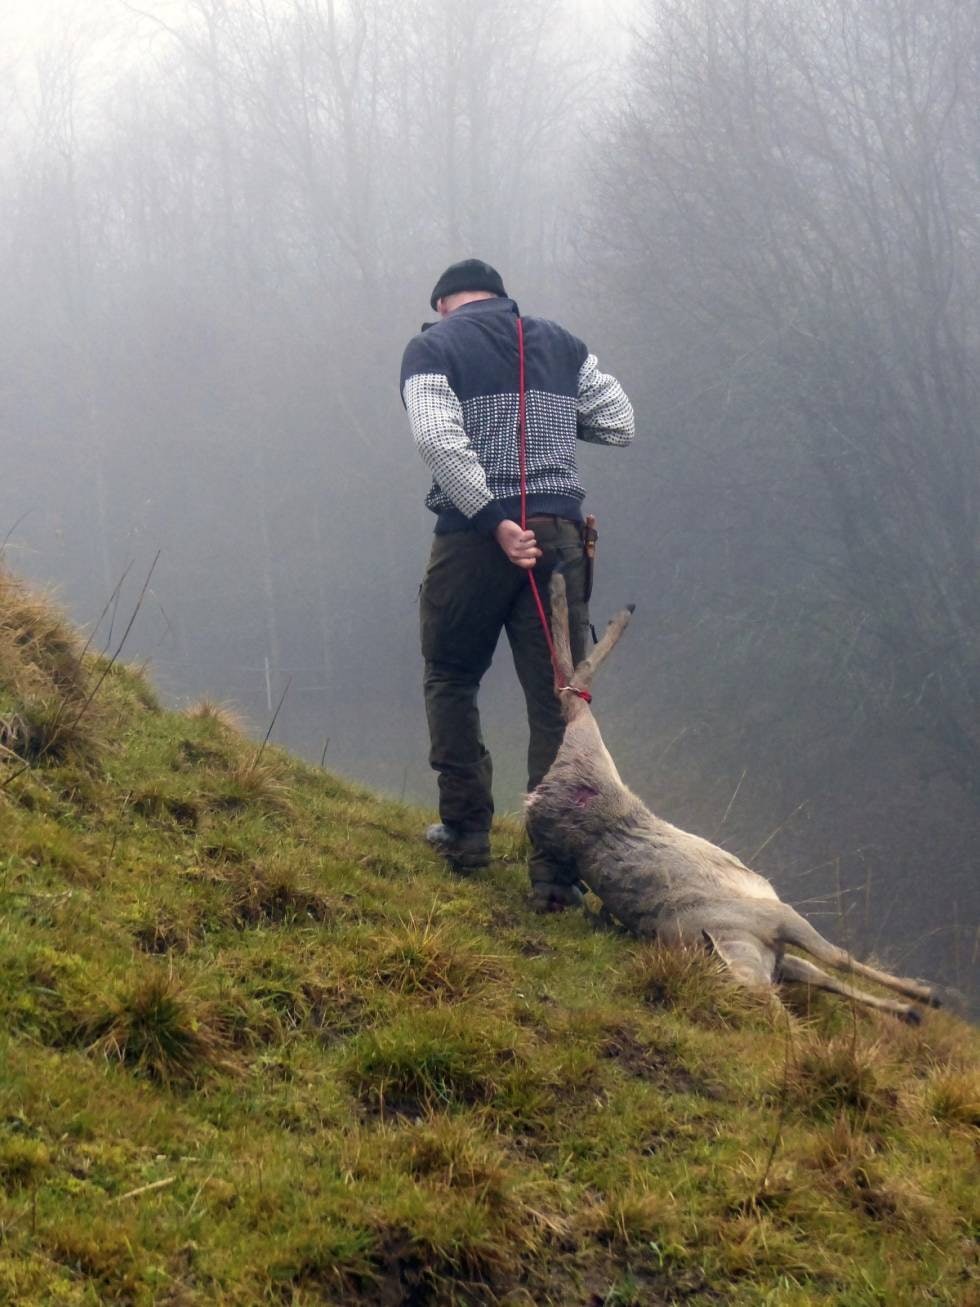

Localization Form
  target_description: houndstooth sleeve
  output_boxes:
[576,354,635,446]
[403,372,494,519]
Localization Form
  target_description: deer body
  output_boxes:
[526,578,940,1023]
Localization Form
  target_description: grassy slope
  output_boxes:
[0,569,977,1307]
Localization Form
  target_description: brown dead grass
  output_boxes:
[923,1067,980,1129]
[0,568,99,765]
[0,568,87,701]
[184,698,247,734]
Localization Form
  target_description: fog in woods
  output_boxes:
[1,0,977,994]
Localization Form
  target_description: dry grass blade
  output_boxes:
[113,1177,176,1203]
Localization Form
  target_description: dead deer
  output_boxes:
[525,575,941,1024]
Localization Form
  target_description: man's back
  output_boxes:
[401,295,632,535]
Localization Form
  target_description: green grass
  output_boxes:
[0,565,977,1305]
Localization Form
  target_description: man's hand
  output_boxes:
[494,520,541,569]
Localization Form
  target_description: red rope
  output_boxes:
[517,316,528,531]
[516,317,592,704]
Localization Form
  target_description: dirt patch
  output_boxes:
[515,936,554,958]
[559,1250,724,1306]
[132,791,201,829]
[133,917,195,955]
[173,738,228,768]
[599,1024,725,1101]
[229,879,332,928]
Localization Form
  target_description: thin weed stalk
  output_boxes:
[755,1004,795,1203]
[250,676,292,772]
[79,561,135,664]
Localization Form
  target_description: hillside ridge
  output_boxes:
[0,567,977,1306]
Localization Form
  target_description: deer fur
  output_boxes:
[525,575,940,1024]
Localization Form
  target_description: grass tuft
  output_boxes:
[265,1220,376,1299]
[0,569,100,767]
[81,972,235,1084]
[369,913,506,1000]
[211,756,295,817]
[885,1008,979,1074]
[0,1135,51,1186]
[41,1219,139,1296]
[785,1036,898,1123]
[184,697,246,734]
[804,1118,938,1229]
[347,1114,570,1252]
[103,659,161,712]
[132,786,201,829]
[345,1008,525,1115]
[924,1067,980,1129]
[213,860,334,928]
[838,1165,936,1228]
[132,911,197,955]
[805,1112,878,1175]
[0,569,87,700]
[586,1183,681,1248]
[625,941,776,1029]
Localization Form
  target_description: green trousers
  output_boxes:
[420,518,589,851]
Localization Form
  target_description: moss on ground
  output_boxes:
[0,566,977,1305]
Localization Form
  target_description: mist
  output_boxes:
[1,0,976,996]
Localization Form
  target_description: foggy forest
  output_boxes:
[1,0,977,997]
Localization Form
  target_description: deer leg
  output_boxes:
[777,954,922,1024]
[702,928,778,990]
[775,907,940,1009]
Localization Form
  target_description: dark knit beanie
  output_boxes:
[430,258,506,310]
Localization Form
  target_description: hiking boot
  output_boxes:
[529,880,585,914]
[424,823,491,874]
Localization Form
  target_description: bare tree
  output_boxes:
[599,0,980,800]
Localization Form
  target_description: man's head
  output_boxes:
[430,258,506,315]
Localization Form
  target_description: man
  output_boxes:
[400,258,634,910]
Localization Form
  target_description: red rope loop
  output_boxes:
[516,317,592,705]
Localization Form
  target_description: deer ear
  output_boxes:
[702,929,776,989]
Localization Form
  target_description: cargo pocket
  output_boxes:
[419,550,453,661]
[419,535,497,668]
[420,534,479,610]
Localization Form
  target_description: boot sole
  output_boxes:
[446,852,491,874]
